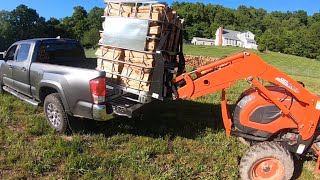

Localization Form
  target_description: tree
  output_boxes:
[9,5,46,40]
[87,7,104,30]
[257,44,266,52]
[1,3,320,59]
[0,10,11,51]
[0,5,46,50]
[44,18,68,38]
[62,6,89,40]
[81,7,104,47]
[81,28,100,47]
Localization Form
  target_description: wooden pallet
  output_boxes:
[96,47,125,80]
[120,65,152,91]
[98,2,183,92]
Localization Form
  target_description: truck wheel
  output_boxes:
[44,93,68,133]
[239,141,294,180]
[0,84,3,94]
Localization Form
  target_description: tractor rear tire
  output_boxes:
[239,141,294,180]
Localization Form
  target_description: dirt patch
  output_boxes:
[7,124,25,134]
[185,55,220,69]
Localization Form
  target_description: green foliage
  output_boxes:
[80,6,104,47]
[81,28,100,48]
[257,44,266,52]
[0,5,104,50]
[1,2,320,58]
[172,2,320,60]
[0,5,47,51]
[87,7,104,30]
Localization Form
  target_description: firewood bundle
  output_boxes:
[95,1,183,92]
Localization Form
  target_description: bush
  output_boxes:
[258,44,266,53]
[81,28,100,48]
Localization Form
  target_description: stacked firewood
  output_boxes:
[95,1,182,92]
[185,55,220,69]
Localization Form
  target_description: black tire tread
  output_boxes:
[44,93,68,133]
[239,141,294,180]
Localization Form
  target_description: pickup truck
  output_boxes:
[0,38,142,133]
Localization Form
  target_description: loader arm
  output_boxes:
[172,52,320,141]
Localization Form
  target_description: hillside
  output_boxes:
[0,45,319,179]
[183,45,320,94]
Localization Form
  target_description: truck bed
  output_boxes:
[44,57,97,70]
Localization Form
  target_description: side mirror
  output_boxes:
[0,51,6,60]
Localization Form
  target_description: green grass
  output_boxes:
[1,45,320,179]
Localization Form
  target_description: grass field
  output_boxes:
[1,45,320,179]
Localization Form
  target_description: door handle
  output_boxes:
[8,65,12,69]
[21,67,27,72]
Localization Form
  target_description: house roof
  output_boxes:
[223,29,240,41]
[242,31,253,34]
[192,37,215,42]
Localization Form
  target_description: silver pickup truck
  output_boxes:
[0,38,142,133]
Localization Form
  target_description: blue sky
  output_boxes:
[1,0,319,20]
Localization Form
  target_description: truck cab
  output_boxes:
[1,41,34,95]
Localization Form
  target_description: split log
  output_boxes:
[120,65,152,91]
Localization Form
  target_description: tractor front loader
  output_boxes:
[172,51,320,180]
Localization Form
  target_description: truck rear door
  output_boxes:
[11,43,32,96]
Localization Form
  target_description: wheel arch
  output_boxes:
[39,81,71,114]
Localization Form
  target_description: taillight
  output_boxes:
[90,77,106,104]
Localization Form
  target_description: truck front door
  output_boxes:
[11,43,32,96]
[2,45,18,89]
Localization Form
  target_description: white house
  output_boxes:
[215,27,258,49]
[191,37,215,46]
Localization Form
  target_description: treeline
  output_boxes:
[1,3,320,59]
[172,2,320,60]
[0,5,104,51]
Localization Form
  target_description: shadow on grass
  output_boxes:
[291,155,305,180]
[70,99,226,139]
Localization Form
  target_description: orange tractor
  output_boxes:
[172,52,320,179]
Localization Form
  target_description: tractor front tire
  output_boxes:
[239,141,294,180]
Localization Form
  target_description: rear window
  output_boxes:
[37,42,85,63]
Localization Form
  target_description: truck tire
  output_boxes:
[44,93,68,133]
[0,83,3,94]
[239,141,294,180]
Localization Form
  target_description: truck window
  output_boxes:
[5,45,18,61]
[16,44,31,62]
[37,42,85,64]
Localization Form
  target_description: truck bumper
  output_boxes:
[92,104,117,121]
